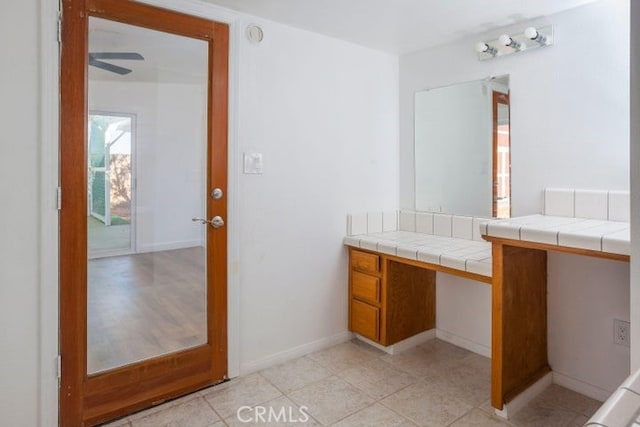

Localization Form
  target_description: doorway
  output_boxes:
[60,0,229,425]
[88,112,135,257]
[492,91,511,218]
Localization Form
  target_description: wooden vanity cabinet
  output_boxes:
[348,248,435,346]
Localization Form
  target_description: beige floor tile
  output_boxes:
[129,396,220,427]
[509,397,580,427]
[380,347,445,378]
[349,338,388,356]
[340,358,418,400]
[380,377,473,427]
[261,356,332,394]
[478,399,496,415]
[449,408,512,426]
[381,339,471,379]
[100,417,131,427]
[419,339,473,370]
[307,340,383,373]
[440,354,491,406]
[224,395,321,426]
[565,414,589,426]
[127,399,177,422]
[288,376,374,425]
[535,384,602,418]
[331,403,416,427]
[203,373,282,419]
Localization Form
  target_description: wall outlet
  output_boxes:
[614,319,630,347]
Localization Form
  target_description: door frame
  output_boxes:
[60,0,230,424]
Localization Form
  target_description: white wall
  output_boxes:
[0,1,41,426]
[400,0,630,399]
[90,81,207,252]
[236,17,399,371]
[631,0,640,372]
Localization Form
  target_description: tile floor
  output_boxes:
[101,339,602,427]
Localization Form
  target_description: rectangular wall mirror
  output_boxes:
[414,75,510,218]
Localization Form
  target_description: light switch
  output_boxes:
[243,152,263,174]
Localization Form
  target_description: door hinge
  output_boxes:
[57,355,62,380]
[56,187,62,210]
[57,11,62,44]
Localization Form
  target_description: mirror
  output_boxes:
[414,75,510,218]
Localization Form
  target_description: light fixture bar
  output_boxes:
[476,24,553,61]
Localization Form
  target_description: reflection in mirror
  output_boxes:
[87,17,209,374]
[414,75,510,218]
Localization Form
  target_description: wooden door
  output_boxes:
[60,0,229,425]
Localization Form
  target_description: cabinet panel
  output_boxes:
[351,250,380,274]
[351,300,379,341]
[383,260,435,346]
[352,271,380,304]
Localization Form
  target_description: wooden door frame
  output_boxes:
[492,91,511,218]
[60,1,229,424]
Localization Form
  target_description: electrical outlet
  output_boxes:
[614,319,630,347]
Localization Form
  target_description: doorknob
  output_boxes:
[211,216,224,228]
[192,216,225,228]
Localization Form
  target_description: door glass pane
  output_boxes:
[87,17,209,374]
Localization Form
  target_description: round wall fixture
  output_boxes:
[246,24,264,43]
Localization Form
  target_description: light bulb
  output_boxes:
[524,27,538,40]
[499,34,513,46]
[475,42,489,53]
[499,33,523,50]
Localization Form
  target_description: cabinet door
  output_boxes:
[351,299,379,341]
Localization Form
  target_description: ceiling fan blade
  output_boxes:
[89,58,132,75]
[89,52,144,60]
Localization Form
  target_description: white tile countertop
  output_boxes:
[481,214,630,256]
[344,231,492,278]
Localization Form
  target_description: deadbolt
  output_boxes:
[211,188,223,200]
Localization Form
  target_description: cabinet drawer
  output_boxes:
[352,271,380,304]
[351,250,380,274]
[350,300,379,341]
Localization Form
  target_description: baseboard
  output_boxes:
[137,240,203,253]
[354,329,436,354]
[436,329,491,358]
[495,372,553,419]
[552,371,613,402]
[239,331,354,376]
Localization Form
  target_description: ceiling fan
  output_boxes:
[89,52,144,75]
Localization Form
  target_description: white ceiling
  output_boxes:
[89,17,208,83]
[201,0,598,54]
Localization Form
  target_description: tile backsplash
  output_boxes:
[544,188,629,222]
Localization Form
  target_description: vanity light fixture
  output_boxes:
[475,24,553,61]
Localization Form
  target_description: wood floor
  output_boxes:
[87,247,207,374]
